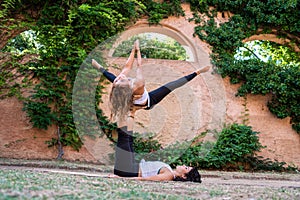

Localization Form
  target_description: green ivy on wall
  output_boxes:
[0,0,184,154]
[188,0,300,133]
[1,0,299,159]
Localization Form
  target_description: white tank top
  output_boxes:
[133,88,149,106]
[139,159,175,178]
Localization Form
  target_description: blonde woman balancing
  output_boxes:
[92,40,209,182]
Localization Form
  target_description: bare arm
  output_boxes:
[118,46,136,77]
[107,172,173,182]
[132,171,174,182]
[135,45,144,83]
[132,40,145,95]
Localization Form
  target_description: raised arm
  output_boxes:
[118,43,136,77]
[135,41,144,85]
[132,40,145,95]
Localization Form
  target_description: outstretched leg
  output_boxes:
[92,41,139,83]
[146,66,210,109]
[92,59,116,83]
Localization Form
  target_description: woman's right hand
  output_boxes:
[133,94,142,101]
[130,104,145,113]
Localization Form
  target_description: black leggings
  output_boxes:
[102,70,197,109]
[105,70,197,176]
[114,126,139,177]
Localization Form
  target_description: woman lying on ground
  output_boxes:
[92,40,210,121]
[111,107,202,183]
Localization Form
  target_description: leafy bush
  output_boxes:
[133,132,162,161]
[166,123,262,170]
[134,123,298,171]
[202,123,263,169]
[2,30,41,55]
[246,156,298,172]
[23,101,55,130]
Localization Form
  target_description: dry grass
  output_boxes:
[1,158,300,200]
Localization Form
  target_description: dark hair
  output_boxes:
[173,167,202,183]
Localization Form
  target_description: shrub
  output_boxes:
[203,123,263,169]
[133,123,298,171]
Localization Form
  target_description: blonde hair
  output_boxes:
[109,84,133,122]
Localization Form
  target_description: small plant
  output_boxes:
[246,156,298,172]
[133,132,162,159]
[23,101,55,129]
[240,96,250,125]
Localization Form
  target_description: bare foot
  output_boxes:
[92,59,104,71]
[196,65,210,75]
[134,39,140,51]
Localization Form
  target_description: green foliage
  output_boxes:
[246,156,298,172]
[219,41,300,133]
[0,68,20,99]
[0,54,31,100]
[191,0,300,133]
[189,0,299,35]
[0,0,20,18]
[2,30,41,55]
[2,0,299,157]
[3,1,147,151]
[202,123,263,169]
[135,138,197,164]
[161,124,263,170]
[133,123,297,171]
[145,0,184,24]
[113,34,187,60]
[23,101,55,129]
[133,133,162,159]
[0,0,185,152]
